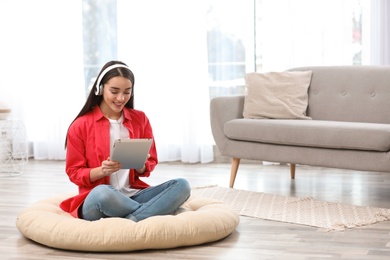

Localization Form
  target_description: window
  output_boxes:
[206,0,364,98]
[82,0,118,96]
[206,0,254,99]
[82,1,364,98]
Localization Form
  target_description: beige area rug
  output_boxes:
[191,185,390,231]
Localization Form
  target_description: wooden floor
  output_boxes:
[2,159,390,259]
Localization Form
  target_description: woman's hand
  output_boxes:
[90,157,121,182]
[135,154,150,174]
[101,157,122,176]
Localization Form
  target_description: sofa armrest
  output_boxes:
[210,95,245,155]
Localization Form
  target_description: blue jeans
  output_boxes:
[80,178,191,222]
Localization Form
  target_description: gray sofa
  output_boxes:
[210,66,390,188]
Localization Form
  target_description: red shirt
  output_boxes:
[59,106,158,217]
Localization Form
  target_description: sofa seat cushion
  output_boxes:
[224,119,390,152]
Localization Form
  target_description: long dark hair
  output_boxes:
[64,60,135,148]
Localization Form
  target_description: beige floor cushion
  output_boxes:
[16,193,239,252]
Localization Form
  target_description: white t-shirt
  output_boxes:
[108,114,140,197]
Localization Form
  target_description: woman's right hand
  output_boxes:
[101,157,122,177]
[90,157,122,182]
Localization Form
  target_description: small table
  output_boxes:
[0,120,28,176]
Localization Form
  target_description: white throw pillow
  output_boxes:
[243,71,312,119]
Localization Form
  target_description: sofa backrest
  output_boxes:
[289,66,390,124]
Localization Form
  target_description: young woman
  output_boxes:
[60,60,191,222]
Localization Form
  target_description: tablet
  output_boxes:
[110,138,153,169]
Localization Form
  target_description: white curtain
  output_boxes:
[116,0,214,163]
[367,0,390,65]
[0,0,85,160]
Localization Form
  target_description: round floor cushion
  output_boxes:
[16,193,239,252]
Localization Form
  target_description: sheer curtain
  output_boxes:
[366,0,390,65]
[0,0,85,160]
[116,0,213,163]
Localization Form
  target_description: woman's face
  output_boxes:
[100,76,132,120]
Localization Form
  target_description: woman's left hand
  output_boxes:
[135,154,150,174]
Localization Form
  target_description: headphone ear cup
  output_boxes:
[94,84,103,96]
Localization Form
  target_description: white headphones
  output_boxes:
[95,64,129,96]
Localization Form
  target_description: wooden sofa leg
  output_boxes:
[290,163,296,179]
[229,158,241,188]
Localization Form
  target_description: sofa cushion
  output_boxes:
[290,66,390,124]
[224,119,390,152]
[243,71,312,119]
[16,193,239,252]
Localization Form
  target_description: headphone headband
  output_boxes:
[95,64,129,95]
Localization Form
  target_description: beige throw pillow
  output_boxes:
[243,71,312,119]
